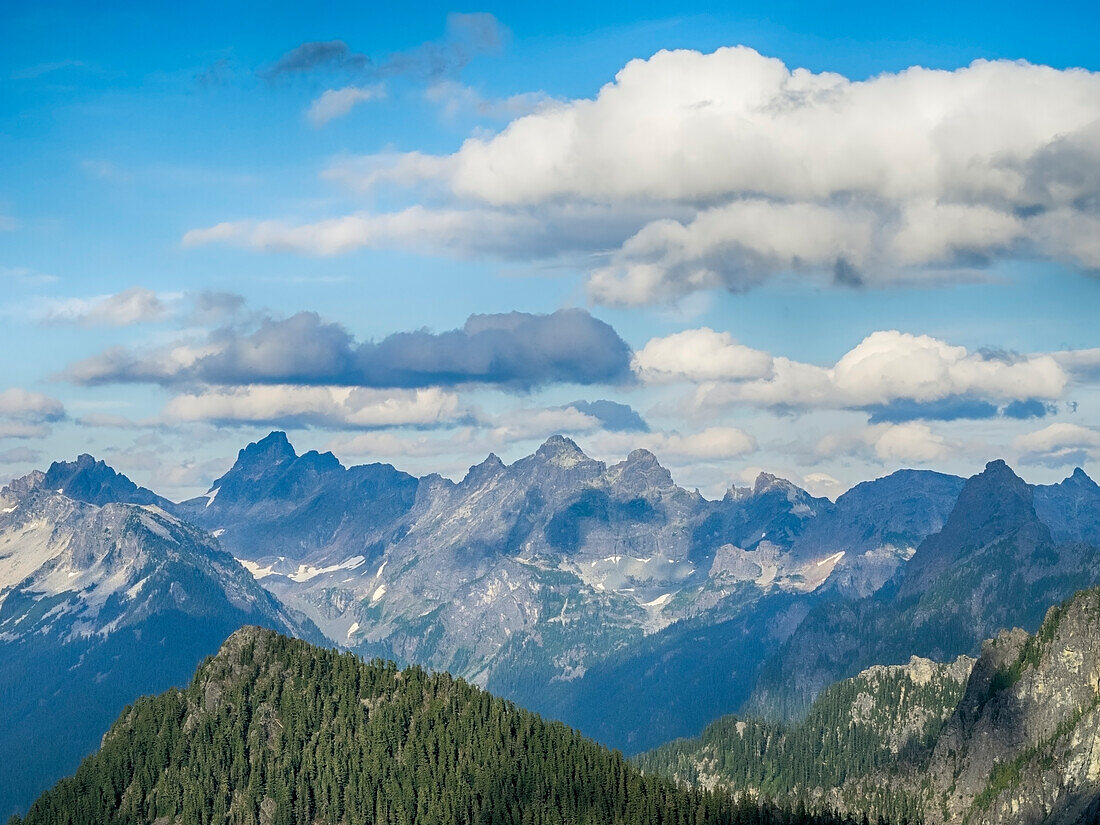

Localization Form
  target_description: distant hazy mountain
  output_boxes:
[746,460,1100,721]
[0,466,320,818]
[1033,466,1100,546]
[172,431,967,751]
[13,626,853,825]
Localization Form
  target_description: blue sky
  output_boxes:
[1,0,1099,499]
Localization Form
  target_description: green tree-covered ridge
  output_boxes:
[12,627,883,825]
[637,654,971,821]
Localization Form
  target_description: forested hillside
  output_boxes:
[11,627,885,825]
[639,655,972,821]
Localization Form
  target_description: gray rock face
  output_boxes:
[920,588,1100,824]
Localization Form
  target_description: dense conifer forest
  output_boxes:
[10,627,900,825]
[637,659,969,821]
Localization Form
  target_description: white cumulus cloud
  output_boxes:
[816,422,955,464]
[679,330,1066,412]
[633,327,773,383]
[161,385,466,429]
[187,47,1100,304]
[1014,423,1100,466]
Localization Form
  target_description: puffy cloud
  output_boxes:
[431,49,1100,207]
[326,400,646,461]
[307,85,383,126]
[487,407,603,442]
[207,47,1100,304]
[633,327,773,383]
[565,400,648,432]
[685,330,1066,413]
[0,446,41,464]
[816,422,954,464]
[1014,423,1100,467]
[67,309,633,390]
[0,388,65,440]
[33,287,169,326]
[589,199,1026,303]
[161,385,466,429]
[1054,347,1100,381]
[326,430,476,461]
[634,426,757,461]
[0,388,65,422]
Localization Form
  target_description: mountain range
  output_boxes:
[2,431,1099,817]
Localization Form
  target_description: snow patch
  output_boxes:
[371,585,386,603]
[204,487,220,507]
[643,593,673,608]
[288,555,366,583]
[816,551,845,568]
[346,621,360,638]
[126,576,150,599]
[238,559,276,580]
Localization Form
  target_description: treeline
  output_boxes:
[11,628,899,825]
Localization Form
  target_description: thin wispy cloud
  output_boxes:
[307,85,384,126]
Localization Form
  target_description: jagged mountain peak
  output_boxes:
[462,452,506,485]
[1067,466,1097,486]
[296,448,341,472]
[231,430,297,472]
[610,448,674,488]
[536,434,586,458]
[753,472,800,496]
[952,458,1033,520]
[625,447,660,466]
[725,473,808,502]
[530,435,601,471]
[898,457,1052,598]
[39,454,165,508]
